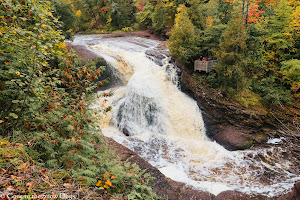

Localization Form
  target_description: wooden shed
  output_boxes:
[194,59,218,73]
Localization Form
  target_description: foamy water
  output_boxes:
[72,35,300,197]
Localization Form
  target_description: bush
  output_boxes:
[167,5,199,65]
[281,59,300,98]
[250,77,293,105]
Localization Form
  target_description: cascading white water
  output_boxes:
[72,35,300,197]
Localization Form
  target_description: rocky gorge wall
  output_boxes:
[175,60,292,151]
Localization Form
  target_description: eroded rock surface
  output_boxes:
[105,137,215,200]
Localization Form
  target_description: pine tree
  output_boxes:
[167,5,199,65]
[216,17,248,93]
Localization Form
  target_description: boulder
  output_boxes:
[214,126,253,150]
[215,191,271,200]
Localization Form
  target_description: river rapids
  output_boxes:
[71,34,300,197]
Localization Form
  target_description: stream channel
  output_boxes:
[71,34,300,197]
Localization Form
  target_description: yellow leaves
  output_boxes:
[75,10,82,17]
[0,120,4,124]
[106,179,112,186]
[291,82,300,92]
[176,4,184,13]
[96,180,102,186]
[56,42,66,49]
[290,6,300,35]
[41,24,46,28]
[42,61,48,66]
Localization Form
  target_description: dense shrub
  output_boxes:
[281,59,300,98]
[0,0,158,198]
[250,77,293,105]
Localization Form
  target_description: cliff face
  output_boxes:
[175,60,280,150]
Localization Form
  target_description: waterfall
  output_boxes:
[72,35,300,197]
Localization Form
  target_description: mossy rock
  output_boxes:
[253,133,268,144]
[0,137,29,162]
[52,171,72,180]
[76,177,88,185]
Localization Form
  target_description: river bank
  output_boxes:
[67,32,300,199]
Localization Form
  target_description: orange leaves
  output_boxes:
[264,0,278,7]
[40,169,47,176]
[24,121,31,132]
[96,172,116,190]
[1,141,8,146]
[206,16,213,27]
[53,91,59,100]
[26,181,37,191]
[111,176,116,179]
[247,0,265,24]
[100,6,108,13]
[137,4,144,11]
[105,179,112,187]
[47,103,54,110]
[63,183,72,188]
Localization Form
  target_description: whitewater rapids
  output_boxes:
[71,34,300,197]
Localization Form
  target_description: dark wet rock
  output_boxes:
[122,127,130,136]
[214,126,253,150]
[145,49,166,66]
[66,43,98,61]
[215,191,272,200]
[145,50,165,60]
[105,137,215,200]
[276,181,300,200]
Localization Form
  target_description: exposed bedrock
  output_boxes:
[175,60,278,151]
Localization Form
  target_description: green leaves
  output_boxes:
[9,113,18,119]
[167,5,199,65]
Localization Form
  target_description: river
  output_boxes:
[71,34,300,197]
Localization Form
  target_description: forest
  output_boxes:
[53,0,300,107]
[1,0,299,199]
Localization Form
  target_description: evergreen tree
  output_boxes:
[167,5,199,65]
[216,17,248,93]
[136,1,155,29]
[264,0,294,69]
[108,0,137,30]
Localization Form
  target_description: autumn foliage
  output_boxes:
[0,0,158,198]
